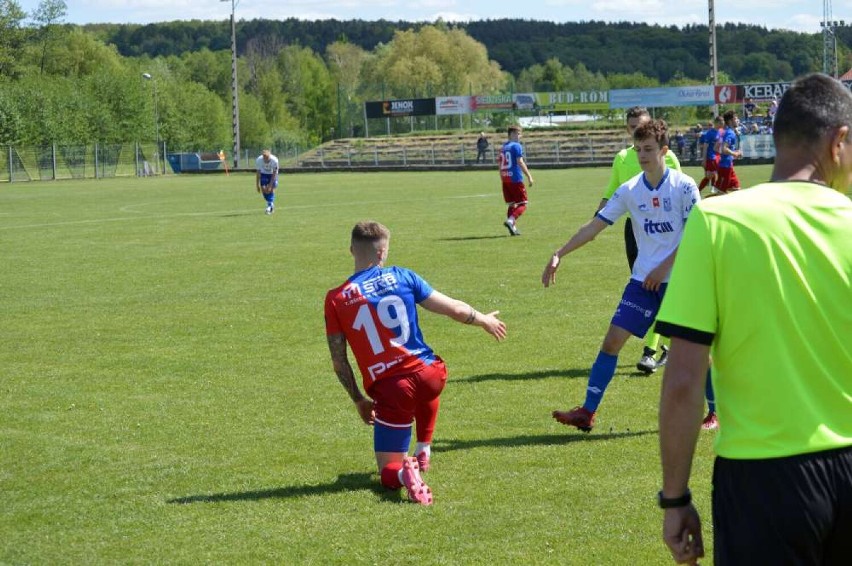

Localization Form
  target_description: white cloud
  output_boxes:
[425,11,479,22]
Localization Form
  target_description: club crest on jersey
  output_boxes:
[652,197,660,208]
[663,198,672,211]
[341,282,362,299]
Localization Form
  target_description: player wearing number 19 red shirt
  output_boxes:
[324,221,506,505]
[499,125,534,236]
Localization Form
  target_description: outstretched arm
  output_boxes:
[326,333,374,424]
[542,217,608,287]
[419,291,507,341]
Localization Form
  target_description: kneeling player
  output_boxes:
[324,221,506,505]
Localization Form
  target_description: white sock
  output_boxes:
[415,443,431,457]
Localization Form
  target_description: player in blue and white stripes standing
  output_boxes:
[255,149,279,215]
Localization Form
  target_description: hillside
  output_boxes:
[86,19,834,84]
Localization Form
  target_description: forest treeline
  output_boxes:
[88,18,843,84]
[2,1,849,151]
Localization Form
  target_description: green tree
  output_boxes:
[37,27,122,77]
[30,0,66,73]
[277,45,335,143]
[0,0,26,77]
[365,24,506,98]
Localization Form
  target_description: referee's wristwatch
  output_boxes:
[657,488,692,509]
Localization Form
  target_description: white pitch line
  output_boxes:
[0,192,503,231]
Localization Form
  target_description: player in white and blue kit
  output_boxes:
[255,149,279,214]
[541,120,701,431]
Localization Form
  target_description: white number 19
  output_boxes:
[352,295,410,355]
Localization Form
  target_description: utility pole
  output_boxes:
[709,0,719,117]
[222,0,241,168]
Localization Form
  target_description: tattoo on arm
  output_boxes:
[327,334,363,402]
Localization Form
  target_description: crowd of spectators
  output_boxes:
[670,98,777,161]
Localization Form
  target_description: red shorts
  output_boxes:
[501,181,528,204]
[716,167,740,192]
[368,359,447,426]
[703,158,719,173]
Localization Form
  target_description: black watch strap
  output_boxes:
[658,488,692,509]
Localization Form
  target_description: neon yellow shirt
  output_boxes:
[656,182,852,459]
[602,146,681,200]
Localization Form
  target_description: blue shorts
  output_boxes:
[259,173,278,189]
[610,279,668,338]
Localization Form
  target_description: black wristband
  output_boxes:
[657,488,691,509]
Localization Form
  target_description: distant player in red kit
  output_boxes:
[716,110,743,194]
[697,116,723,193]
[324,221,507,505]
[499,125,534,236]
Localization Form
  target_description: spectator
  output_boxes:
[674,130,686,157]
[743,97,756,119]
[476,132,489,163]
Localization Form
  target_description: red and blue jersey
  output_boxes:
[499,140,525,183]
[719,127,739,168]
[324,265,437,392]
[700,128,721,160]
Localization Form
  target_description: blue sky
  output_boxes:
[16,0,840,33]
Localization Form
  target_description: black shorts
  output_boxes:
[624,218,638,271]
[712,445,852,565]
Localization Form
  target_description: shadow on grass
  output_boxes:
[437,235,507,241]
[434,429,656,453]
[218,212,257,218]
[457,364,652,384]
[167,472,398,505]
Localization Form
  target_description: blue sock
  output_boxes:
[705,368,716,413]
[583,351,619,412]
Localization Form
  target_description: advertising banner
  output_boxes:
[609,86,715,109]
[435,96,472,115]
[471,94,515,111]
[715,83,789,104]
[739,135,776,159]
[533,90,608,111]
[364,98,437,119]
[718,80,852,105]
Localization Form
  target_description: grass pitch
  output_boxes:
[0,164,772,564]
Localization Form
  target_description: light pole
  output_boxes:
[221,0,240,169]
[708,0,718,117]
[141,72,160,173]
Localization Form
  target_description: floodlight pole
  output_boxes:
[708,0,718,116]
[142,72,160,172]
[222,0,241,169]
[822,1,841,78]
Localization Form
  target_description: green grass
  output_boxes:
[0,164,772,564]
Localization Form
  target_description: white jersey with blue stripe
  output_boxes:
[597,168,700,283]
[255,154,279,174]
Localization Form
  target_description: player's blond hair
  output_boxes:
[351,221,390,253]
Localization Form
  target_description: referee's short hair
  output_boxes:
[774,73,852,150]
